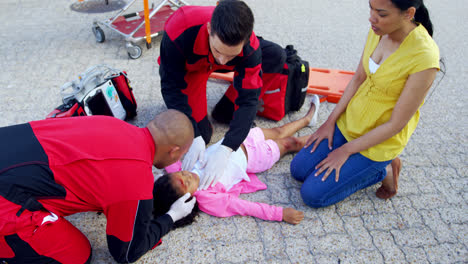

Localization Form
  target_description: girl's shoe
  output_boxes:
[308,94,320,127]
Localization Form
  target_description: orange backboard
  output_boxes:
[209,67,354,104]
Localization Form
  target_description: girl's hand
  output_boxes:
[305,119,335,152]
[314,146,351,182]
[282,208,304,225]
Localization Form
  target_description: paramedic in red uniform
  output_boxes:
[0,109,196,263]
[160,0,287,190]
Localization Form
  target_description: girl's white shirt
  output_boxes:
[191,139,250,191]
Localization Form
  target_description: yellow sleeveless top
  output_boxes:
[337,25,440,161]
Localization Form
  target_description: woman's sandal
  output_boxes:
[376,157,402,199]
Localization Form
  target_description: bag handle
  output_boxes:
[59,64,122,104]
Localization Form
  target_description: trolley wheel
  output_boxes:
[127,44,142,59]
[93,26,105,43]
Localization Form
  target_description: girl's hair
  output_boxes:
[390,0,433,36]
[153,174,199,229]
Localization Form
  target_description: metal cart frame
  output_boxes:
[92,0,188,59]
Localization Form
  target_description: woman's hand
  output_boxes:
[305,119,335,152]
[314,146,351,182]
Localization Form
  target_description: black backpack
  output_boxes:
[284,45,309,112]
[212,39,310,122]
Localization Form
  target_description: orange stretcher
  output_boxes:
[209,67,354,103]
[307,68,354,103]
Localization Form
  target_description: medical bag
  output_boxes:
[46,65,137,120]
[256,43,309,121]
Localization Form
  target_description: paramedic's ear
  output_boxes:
[169,145,181,159]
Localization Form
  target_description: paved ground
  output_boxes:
[1,0,467,263]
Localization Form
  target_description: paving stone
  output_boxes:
[401,246,429,264]
[189,242,217,264]
[216,241,265,263]
[410,193,449,210]
[447,177,468,192]
[437,205,468,225]
[450,223,468,246]
[284,174,302,188]
[419,209,458,244]
[282,216,325,239]
[265,174,290,204]
[316,206,346,233]
[262,258,293,264]
[426,166,462,181]
[362,213,405,231]
[336,197,376,217]
[267,160,292,174]
[370,230,406,262]
[260,222,288,259]
[371,197,399,215]
[309,233,353,255]
[390,196,414,210]
[233,216,261,242]
[424,243,468,263]
[392,227,438,248]
[397,204,425,228]
[284,237,315,264]
[191,221,237,242]
[432,178,466,205]
[342,216,375,250]
[313,254,339,264]
[404,155,432,167]
[336,249,384,264]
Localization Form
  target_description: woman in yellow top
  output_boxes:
[290,0,440,208]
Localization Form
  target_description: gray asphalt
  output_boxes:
[0,0,466,263]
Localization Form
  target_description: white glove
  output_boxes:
[199,145,232,190]
[182,136,206,171]
[166,193,196,222]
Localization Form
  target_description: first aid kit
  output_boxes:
[47,65,137,120]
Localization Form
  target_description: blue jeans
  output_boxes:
[290,125,392,208]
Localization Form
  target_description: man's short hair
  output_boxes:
[210,0,254,46]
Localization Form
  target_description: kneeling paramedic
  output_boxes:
[0,110,196,263]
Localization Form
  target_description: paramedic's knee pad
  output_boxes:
[15,213,92,264]
[244,127,280,173]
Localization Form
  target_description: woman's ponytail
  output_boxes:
[414,3,433,37]
[390,0,434,37]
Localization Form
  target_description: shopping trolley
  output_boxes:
[92,0,188,59]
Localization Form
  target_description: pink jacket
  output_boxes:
[194,173,283,221]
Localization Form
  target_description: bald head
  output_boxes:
[147,109,194,147]
[147,109,194,168]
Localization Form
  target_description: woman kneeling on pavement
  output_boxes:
[290,0,440,208]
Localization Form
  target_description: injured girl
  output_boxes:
[153,95,320,227]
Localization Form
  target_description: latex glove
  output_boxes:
[199,145,232,190]
[182,136,205,171]
[166,193,196,222]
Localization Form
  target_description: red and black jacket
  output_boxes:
[159,6,262,151]
[0,116,171,263]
